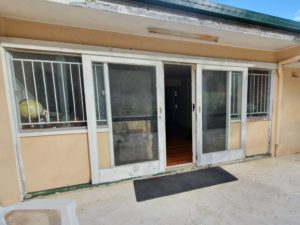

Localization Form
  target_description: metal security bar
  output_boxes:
[12,57,87,130]
[247,69,270,117]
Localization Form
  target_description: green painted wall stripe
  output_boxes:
[24,155,270,200]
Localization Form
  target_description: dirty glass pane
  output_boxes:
[230,72,242,150]
[108,64,158,166]
[92,62,107,126]
[202,70,227,153]
[231,72,242,120]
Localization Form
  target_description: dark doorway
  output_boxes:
[164,64,193,166]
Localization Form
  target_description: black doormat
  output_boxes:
[133,167,237,202]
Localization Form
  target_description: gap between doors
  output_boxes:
[164,63,196,167]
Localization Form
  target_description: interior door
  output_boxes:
[196,65,247,166]
[82,55,165,184]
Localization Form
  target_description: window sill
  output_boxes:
[230,119,241,123]
[18,128,88,137]
[247,117,271,122]
[230,117,271,123]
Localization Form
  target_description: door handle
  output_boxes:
[192,103,195,111]
[158,107,162,119]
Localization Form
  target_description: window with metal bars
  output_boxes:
[10,51,87,130]
[247,69,271,118]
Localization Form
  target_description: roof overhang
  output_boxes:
[130,0,300,33]
[0,0,299,51]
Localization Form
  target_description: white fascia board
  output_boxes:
[47,0,298,43]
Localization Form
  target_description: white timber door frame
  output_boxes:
[82,54,166,184]
[196,64,248,166]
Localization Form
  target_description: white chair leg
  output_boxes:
[0,217,7,225]
[67,204,80,225]
[60,202,80,225]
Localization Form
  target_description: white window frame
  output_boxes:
[6,50,89,136]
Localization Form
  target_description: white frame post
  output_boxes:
[241,68,248,152]
[267,70,275,154]
[226,71,232,150]
[82,55,99,184]
[103,63,115,167]
[196,64,202,165]
[191,64,197,163]
[156,61,167,171]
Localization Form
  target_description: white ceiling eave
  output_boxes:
[0,0,299,51]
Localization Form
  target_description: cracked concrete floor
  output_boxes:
[7,154,300,225]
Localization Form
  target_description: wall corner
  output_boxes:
[0,48,23,206]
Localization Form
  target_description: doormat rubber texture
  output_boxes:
[133,166,237,202]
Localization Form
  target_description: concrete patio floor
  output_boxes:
[8,154,300,225]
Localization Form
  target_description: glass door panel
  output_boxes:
[202,70,227,153]
[84,55,164,184]
[108,64,159,166]
[92,63,108,126]
[229,72,243,150]
[91,62,111,170]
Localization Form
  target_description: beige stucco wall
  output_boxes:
[98,132,111,169]
[276,46,300,62]
[246,120,270,156]
[0,53,22,206]
[20,133,91,192]
[276,68,300,155]
[230,122,241,150]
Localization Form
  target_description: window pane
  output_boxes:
[231,72,242,119]
[202,70,227,153]
[109,64,157,118]
[11,52,86,130]
[247,69,270,117]
[108,64,158,166]
[92,63,107,126]
[230,72,242,150]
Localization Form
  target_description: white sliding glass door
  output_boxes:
[196,65,247,166]
[109,64,159,166]
[82,55,165,184]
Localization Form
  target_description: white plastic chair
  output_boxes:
[0,199,80,225]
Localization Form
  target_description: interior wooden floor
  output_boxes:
[166,136,193,166]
